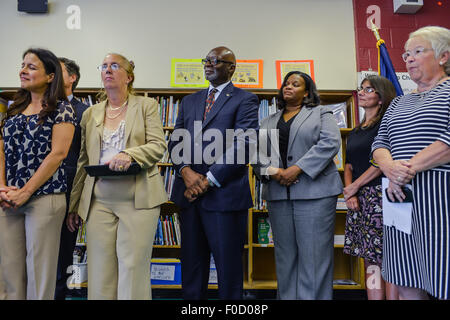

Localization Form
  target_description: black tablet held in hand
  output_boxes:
[84,162,141,177]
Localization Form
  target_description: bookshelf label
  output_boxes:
[151,264,175,281]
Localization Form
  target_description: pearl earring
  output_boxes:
[440,61,444,65]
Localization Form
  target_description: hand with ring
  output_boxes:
[387,180,405,202]
[106,152,132,172]
[387,160,415,186]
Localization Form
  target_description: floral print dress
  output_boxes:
[2,101,76,196]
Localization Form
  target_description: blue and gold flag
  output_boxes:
[376,39,404,96]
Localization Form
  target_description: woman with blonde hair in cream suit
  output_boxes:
[254,71,342,300]
[67,53,167,300]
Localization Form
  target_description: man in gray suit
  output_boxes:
[255,71,342,300]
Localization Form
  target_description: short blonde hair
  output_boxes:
[97,53,136,101]
[405,26,450,75]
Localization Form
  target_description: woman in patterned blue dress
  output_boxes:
[0,48,76,299]
[372,26,450,300]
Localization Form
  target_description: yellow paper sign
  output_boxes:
[171,59,208,88]
[232,60,263,88]
[276,60,315,88]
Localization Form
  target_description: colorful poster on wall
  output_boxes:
[275,60,315,88]
[171,59,208,88]
[232,60,263,88]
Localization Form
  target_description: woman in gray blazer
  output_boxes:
[254,71,342,299]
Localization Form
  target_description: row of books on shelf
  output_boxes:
[160,166,175,198]
[2,92,351,129]
[253,181,348,212]
[74,222,88,266]
[157,96,180,128]
[156,97,284,129]
[258,100,349,128]
[258,98,277,124]
[160,130,172,163]
[154,213,181,246]
[336,197,348,210]
[253,179,267,210]
[73,245,88,264]
[76,221,87,245]
[257,218,348,248]
[78,95,97,107]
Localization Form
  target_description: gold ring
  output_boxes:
[119,165,124,170]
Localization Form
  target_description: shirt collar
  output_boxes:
[209,81,231,94]
[67,94,74,102]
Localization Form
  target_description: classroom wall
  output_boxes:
[353,0,450,73]
[0,0,357,90]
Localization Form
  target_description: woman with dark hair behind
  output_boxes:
[0,47,76,299]
[254,71,342,299]
[343,75,399,300]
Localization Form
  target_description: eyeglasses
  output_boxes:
[97,63,122,72]
[201,57,234,66]
[357,87,376,94]
[401,47,434,62]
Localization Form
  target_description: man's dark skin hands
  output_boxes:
[181,166,210,202]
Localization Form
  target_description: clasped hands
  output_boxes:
[343,183,360,211]
[181,167,210,202]
[385,159,416,203]
[268,165,302,186]
[0,186,32,209]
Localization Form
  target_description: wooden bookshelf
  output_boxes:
[0,87,364,292]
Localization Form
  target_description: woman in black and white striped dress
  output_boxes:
[372,26,450,300]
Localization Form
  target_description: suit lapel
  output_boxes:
[287,107,313,154]
[124,94,139,146]
[269,111,282,131]
[93,100,105,135]
[91,100,106,164]
[268,111,282,166]
[202,83,233,129]
[195,89,209,122]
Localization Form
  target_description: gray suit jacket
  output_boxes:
[254,105,343,201]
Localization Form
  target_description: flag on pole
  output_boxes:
[377,39,404,96]
[371,21,404,96]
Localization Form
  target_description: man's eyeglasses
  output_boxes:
[201,57,234,66]
[401,47,433,62]
[97,63,122,72]
[357,87,376,94]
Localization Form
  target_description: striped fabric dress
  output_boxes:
[372,79,450,299]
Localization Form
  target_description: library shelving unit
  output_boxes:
[0,87,364,292]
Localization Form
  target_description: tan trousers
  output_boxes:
[86,177,159,300]
[0,193,66,300]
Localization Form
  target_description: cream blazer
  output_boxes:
[69,94,168,221]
